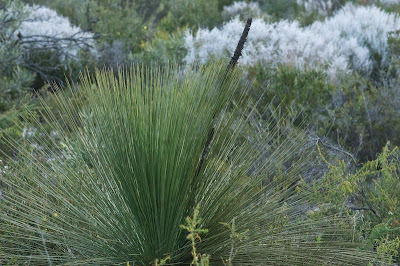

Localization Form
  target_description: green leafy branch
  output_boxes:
[220,217,249,266]
[180,205,210,266]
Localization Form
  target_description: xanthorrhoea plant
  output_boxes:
[0,63,374,264]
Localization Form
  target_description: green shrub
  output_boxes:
[132,28,186,65]
[247,63,400,162]
[247,63,332,122]
[370,219,400,264]
[158,0,221,32]
[327,75,400,161]
[0,102,38,159]
[0,1,37,159]
[259,0,300,21]
[307,142,400,262]
[0,0,35,109]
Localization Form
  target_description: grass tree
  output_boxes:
[0,62,376,265]
[0,20,375,265]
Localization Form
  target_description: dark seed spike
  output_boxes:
[194,18,253,179]
[228,18,252,69]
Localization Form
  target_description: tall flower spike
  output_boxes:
[195,17,252,178]
[228,17,252,68]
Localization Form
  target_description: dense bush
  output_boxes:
[158,0,222,32]
[184,3,400,79]
[0,1,34,109]
[247,63,400,161]
[132,29,187,65]
[306,142,400,263]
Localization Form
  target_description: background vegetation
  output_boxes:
[1,0,400,264]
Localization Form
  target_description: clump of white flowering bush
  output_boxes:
[184,3,400,78]
[1,1,96,86]
[18,5,96,61]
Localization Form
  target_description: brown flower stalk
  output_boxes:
[195,18,252,178]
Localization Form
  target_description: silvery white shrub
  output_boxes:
[184,3,400,78]
[310,3,400,73]
[184,16,349,77]
[17,5,96,61]
[221,1,264,21]
[21,127,37,139]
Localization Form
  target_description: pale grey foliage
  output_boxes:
[184,3,400,78]
[17,5,96,61]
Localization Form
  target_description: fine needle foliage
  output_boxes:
[0,63,375,264]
